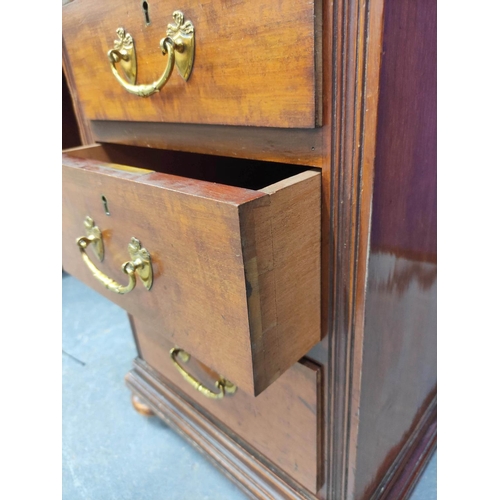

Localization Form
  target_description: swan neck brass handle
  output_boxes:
[170,348,237,399]
[76,217,153,295]
[107,11,195,97]
[108,39,175,98]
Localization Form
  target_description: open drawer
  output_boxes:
[62,144,321,395]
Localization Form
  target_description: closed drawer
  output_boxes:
[62,144,321,395]
[130,314,322,493]
[62,0,321,128]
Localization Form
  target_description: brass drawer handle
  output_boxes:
[76,216,153,295]
[170,348,237,399]
[107,11,195,97]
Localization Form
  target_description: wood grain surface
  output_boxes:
[62,0,321,128]
[127,358,322,499]
[131,315,322,492]
[62,144,321,395]
[91,120,324,168]
[353,0,437,497]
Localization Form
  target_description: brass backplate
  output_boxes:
[111,27,137,85]
[84,216,104,261]
[166,11,195,81]
[128,237,153,290]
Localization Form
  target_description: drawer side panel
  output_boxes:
[241,171,322,395]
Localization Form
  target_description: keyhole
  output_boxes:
[142,1,150,26]
[101,195,110,216]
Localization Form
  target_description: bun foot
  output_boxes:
[131,394,155,416]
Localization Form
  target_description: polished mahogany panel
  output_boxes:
[353,0,437,497]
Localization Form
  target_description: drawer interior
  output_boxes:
[65,144,312,190]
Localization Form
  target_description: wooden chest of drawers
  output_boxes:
[63,0,436,498]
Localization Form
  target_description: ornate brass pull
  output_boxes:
[107,11,195,97]
[76,216,153,295]
[170,348,237,399]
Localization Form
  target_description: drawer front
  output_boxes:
[62,145,321,395]
[62,0,321,128]
[131,314,322,493]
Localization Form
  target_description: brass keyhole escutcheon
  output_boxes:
[101,195,110,215]
[142,1,151,26]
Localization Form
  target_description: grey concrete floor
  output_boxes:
[62,273,436,499]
